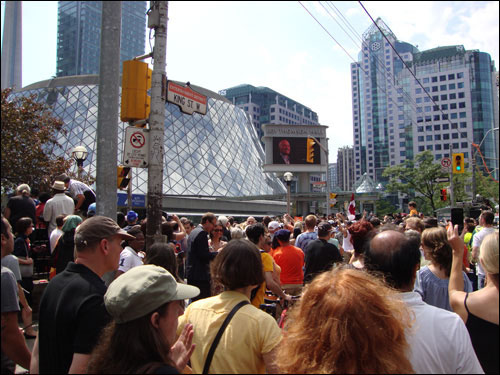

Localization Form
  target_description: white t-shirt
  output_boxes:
[401,292,483,374]
[342,230,354,251]
[117,246,143,273]
[472,227,496,276]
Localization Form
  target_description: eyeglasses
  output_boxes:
[265,242,272,245]
[213,229,223,232]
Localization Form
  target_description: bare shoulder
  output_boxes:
[466,289,499,325]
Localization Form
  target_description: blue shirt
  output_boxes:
[295,231,317,253]
[414,266,472,312]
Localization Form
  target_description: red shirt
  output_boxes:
[272,244,304,285]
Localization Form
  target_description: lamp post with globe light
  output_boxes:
[72,146,88,180]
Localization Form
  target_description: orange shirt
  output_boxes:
[272,245,304,285]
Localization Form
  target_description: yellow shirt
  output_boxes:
[178,291,282,374]
[251,252,275,308]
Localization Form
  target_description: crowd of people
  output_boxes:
[1,181,499,374]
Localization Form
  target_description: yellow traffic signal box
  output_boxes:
[121,60,152,122]
[117,166,131,190]
[306,138,315,163]
[452,153,464,174]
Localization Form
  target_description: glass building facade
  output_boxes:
[351,18,499,184]
[56,1,146,77]
[13,76,286,197]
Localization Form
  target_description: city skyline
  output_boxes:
[1,1,499,163]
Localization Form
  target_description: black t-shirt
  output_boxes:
[7,195,36,230]
[304,239,342,283]
[153,364,180,374]
[38,262,110,374]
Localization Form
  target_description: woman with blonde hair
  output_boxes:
[276,266,414,374]
[414,226,472,311]
[448,226,499,374]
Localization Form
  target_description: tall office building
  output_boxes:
[220,84,319,145]
[337,146,354,191]
[351,18,499,183]
[56,1,146,77]
[328,163,339,192]
[1,1,22,90]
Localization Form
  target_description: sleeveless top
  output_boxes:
[464,293,499,374]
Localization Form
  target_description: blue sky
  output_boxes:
[2,1,499,162]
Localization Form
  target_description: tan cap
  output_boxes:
[105,265,200,323]
[74,215,136,250]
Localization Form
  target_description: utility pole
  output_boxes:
[96,1,121,219]
[146,1,168,249]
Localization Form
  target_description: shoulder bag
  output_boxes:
[202,300,249,374]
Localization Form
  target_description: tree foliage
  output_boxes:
[382,151,448,214]
[1,88,73,193]
[474,165,499,205]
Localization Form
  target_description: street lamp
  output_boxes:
[284,172,293,216]
[72,146,88,179]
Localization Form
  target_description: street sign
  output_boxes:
[123,126,149,168]
[167,81,207,115]
[441,157,451,168]
[435,177,450,183]
[117,193,146,207]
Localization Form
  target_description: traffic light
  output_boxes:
[440,188,447,201]
[306,138,315,163]
[121,60,152,122]
[117,166,131,190]
[452,153,464,174]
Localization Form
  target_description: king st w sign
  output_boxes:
[167,81,207,115]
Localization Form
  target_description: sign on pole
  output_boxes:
[167,81,207,115]
[441,157,451,173]
[123,126,149,167]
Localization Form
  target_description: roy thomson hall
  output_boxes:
[10,76,353,218]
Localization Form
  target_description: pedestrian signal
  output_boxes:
[306,138,315,163]
[121,60,152,122]
[440,188,447,201]
[452,153,464,174]
[117,166,131,190]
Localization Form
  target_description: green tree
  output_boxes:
[1,88,73,193]
[382,151,448,214]
[474,165,499,205]
[375,198,398,217]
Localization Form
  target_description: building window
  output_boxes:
[440,75,446,81]
[448,74,455,80]
[450,93,457,99]
[440,85,447,91]
[457,72,464,79]
[458,82,464,88]
[458,92,465,98]
[432,77,438,83]
[459,112,466,118]
[449,83,456,90]
[459,102,466,108]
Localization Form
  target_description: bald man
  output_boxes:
[364,230,482,374]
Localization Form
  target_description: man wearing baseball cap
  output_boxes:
[303,222,343,283]
[123,210,139,231]
[30,216,136,374]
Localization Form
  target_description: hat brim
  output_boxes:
[174,283,200,301]
[116,228,137,241]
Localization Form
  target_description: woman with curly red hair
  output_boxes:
[347,220,374,269]
[276,266,414,374]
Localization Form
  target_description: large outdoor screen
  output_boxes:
[272,137,321,165]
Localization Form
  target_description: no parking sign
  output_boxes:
[123,126,149,167]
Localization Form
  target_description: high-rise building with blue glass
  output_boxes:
[351,18,499,185]
[56,1,146,77]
